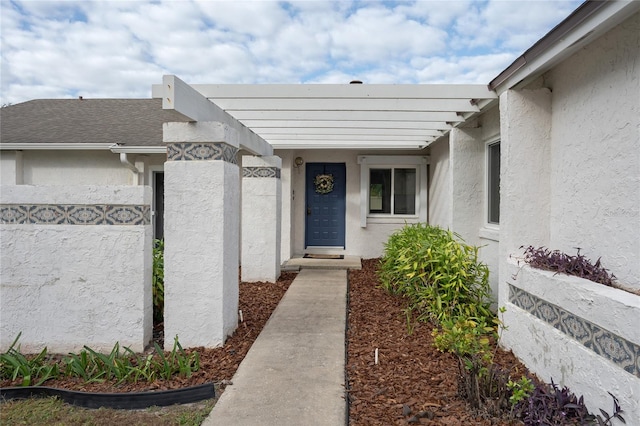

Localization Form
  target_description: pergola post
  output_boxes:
[162,121,240,349]
[241,155,282,282]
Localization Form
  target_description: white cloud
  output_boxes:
[412,52,517,84]
[453,0,582,52]
[0,0,583,104]
[395,1,473,28]
[195,0,289,38]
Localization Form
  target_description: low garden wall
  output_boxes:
[0,185,153,353]
[501,257,640,425]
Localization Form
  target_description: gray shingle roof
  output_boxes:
[0,98,189,146]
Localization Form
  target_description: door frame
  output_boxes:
[304,162,346,249]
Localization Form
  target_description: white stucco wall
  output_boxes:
[0,185,153,353]
[545,11,640,290]
[0,151,23,185]
[427,137,451,229]
[0,150,167,187]
[241,155,282,282]
[162,121,240,349]
[21,150,132,185]
[450,127,483,246]
[163,160,240,349]
[278,150,295,262]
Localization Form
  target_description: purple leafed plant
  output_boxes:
[514,380,590,425]
[520,246,617,287]
[513,380,625,426]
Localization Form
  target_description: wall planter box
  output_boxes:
[502,258,640,425]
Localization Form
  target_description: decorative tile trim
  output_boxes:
[0,204,151,225]
[242,166,281,179]
[509,284,639,378]
[167,142,238,164]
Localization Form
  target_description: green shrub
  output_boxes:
[433,310,522,414]
[153,239,164,324]
[378,224,493,323]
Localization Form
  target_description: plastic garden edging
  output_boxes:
[0,383,215,409]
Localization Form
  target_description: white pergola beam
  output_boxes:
[160,75,272,156]
[272,141,431,149]
[255,128,443,137]
[267,135,434,143]
[227,110,464,122]
[219,98,479,112]
[189,84,497,100]
[241,120,452,130]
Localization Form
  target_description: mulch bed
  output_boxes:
[3,260,530,425]
[347,259,528,425]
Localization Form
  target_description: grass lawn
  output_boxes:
[0,395,216,426]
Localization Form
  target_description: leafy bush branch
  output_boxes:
[153,239,164,324]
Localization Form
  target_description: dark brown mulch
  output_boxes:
[347,258,528,425]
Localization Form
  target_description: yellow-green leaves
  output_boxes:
[378,224,493,324]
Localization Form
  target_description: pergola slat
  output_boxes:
[191,84,496,100]
[240,120,452,130]
[227,110,464,122]
[253,128,443,137]
[218,98,479,112]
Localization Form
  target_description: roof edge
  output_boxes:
[0,143,115,150]
[0,143,167,154]
[488,0,639,93]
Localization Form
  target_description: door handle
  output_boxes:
[307,207,311,216]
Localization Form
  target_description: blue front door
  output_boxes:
[305,163,346,248]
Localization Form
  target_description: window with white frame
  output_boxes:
[487,141,500,224]
[357,155,428,227]
[369,168,417,215]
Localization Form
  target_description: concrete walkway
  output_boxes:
[203,269,348,426]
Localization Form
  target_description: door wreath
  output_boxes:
[314,174,334,194]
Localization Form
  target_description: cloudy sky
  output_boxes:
[1,0,583,105]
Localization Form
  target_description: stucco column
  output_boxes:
[163,121,239,349]
[498,87,552,261]
[498,87,552,339]
[241,155,282,282]
[449,127,483,245]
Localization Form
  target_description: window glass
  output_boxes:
[369,168,416,215]
[394,168,416,214]
[488,142,500,224]
[370,169,391,213]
